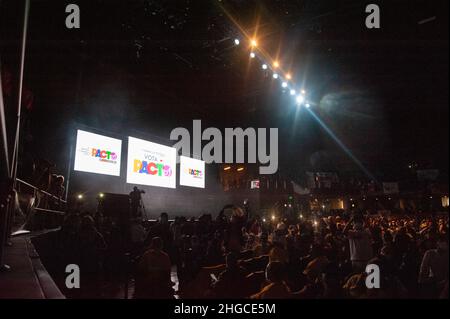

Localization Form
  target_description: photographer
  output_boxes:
[129,186,145,218]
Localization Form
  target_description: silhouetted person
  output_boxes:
[251,261,291,299]
[146,212,173,254]
[213,252,247,298]
[129,186,145,218]
[135,237,173,299]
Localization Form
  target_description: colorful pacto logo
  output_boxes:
[91,148,118,163]
[133,159,172,177]
[187,168,203,179]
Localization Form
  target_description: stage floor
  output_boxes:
[0,233,65,299]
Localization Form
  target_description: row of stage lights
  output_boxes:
[234,37,311,108]
[76,193,104,200]
[262,214,318,226]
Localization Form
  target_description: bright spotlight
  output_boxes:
[262,218,266,223]
[290,89,296,95]
[301,89,306,95]
[250,39,257,47]
[286,73,292,80]
[271,215,276,221]
[273,61,279,68]
[77,194,83,200]
[281,82,288,88]
[299,214,304,219]
[99,193,104,198]
[273,73,279,79]
[234,38,240,45]
[305,103,311,108]
[250,52,256,58]
[296,95,305,104]
[313,220,318,227]
[262,64,267,70]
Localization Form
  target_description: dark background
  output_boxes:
[1,0,448,214]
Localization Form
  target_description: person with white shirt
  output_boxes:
[343,215,373,272]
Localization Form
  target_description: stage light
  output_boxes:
[286,73,292,80]
[237,167,244,172]
[281,82,288,88]
[77,194,83,200]
[273,61,279,68]
[250,52,256,58]
[305,103,311,108]
[296,95,304,104]
[250,39,257,47]
[223,166,231,171]
[288,204,292,208]
[290,89,296,95]
[99,193,104,198]
[262,218,266,223]
[313,220,318,227]
[322,205,325,209]
[301,89,306,95]
[234,38,240,45]
[271,214,276,221]
[284,204,287,207]
[273,73,279,79]
[299,214,303,219]
[262,64,267,70]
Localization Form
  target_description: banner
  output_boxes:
[126,136,176,188]
[74,129,122,176]
[179,156,205,188]
[306,172,339,189]
[250,180,260,189]
[417,169,439,181]
[382,182,399,194]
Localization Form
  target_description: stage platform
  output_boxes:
[0,233,65,299]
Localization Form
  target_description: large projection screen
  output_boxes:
[179,156,205,188]
[74,129,122,176]
[126,136,176,188]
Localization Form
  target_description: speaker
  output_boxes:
[97,193,130,225]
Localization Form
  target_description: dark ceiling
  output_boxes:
[1,0,448,181]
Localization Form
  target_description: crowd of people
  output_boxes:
[31,202,449,299]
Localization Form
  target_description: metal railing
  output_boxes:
[13,178,67,232]
[16,178,67,207]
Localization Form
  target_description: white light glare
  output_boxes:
[296,95,305,104]
[262,64,268,70]
[290,89,296,95]
[281,82,288,88]
[250,52,256,58]
[305,103,311,108]
[273,73,279,79]
[234,38,240,45]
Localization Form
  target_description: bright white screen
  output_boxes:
[179,156,205,188]
[74,130,122,176]
[126,136,176,188]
